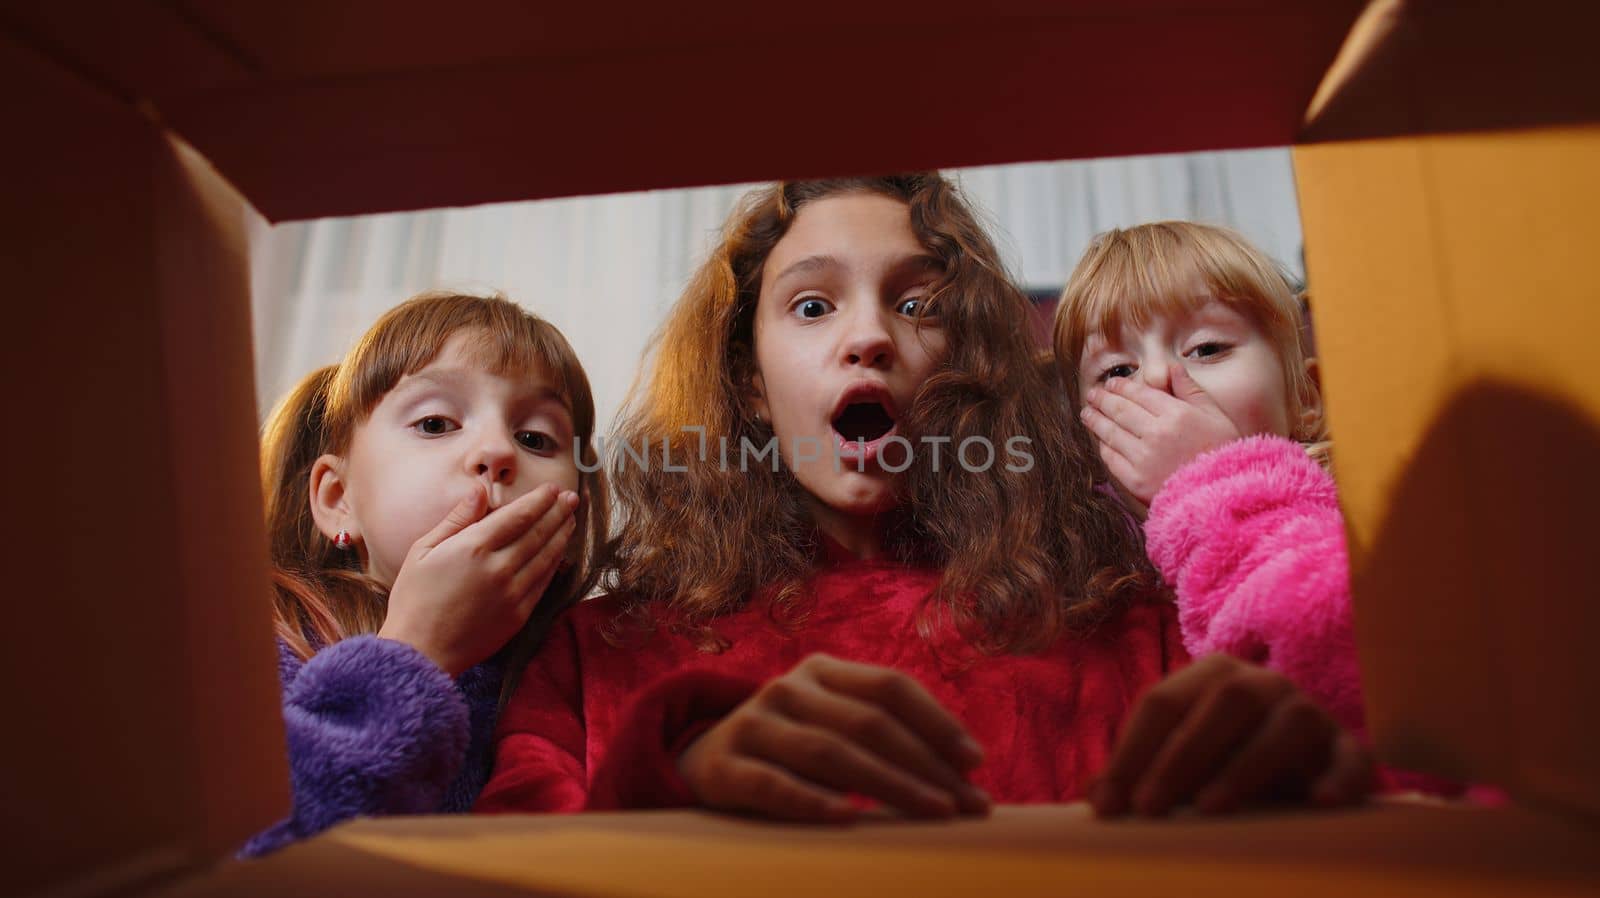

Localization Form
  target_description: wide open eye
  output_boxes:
[793,297,835,319]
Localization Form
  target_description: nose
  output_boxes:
[467,429,518,485]
[1140,356,1176,394]
[840,302,894,370]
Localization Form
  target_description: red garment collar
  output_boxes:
[813,529,912,569]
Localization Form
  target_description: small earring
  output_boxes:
[333,530,354,550]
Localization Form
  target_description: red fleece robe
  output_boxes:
[476,551,1187,813]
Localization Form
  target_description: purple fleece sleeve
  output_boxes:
[1143,435,1365,736]
[239,635,470,856]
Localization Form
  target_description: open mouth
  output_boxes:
[832,399,897,444]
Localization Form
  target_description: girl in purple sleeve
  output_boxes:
[1052,222,1361,735]
[242,291,608,854]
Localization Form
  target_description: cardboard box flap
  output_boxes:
[153,805,1600,898]
[6,1,1364,220]
[1303,0,1600,142]
[1295,123,1600,818]
[0,31,287,898]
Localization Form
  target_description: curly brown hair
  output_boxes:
[602,174,1157,654]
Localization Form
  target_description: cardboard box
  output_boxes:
[1293,0,1600,819]
[2,2,1595,896]
[1,0,1367,220]
[0,30,285,898]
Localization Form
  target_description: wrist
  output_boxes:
[376,621,463,678]
[1111,480,1151,521]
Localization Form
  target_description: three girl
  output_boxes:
[475,175,1371,820]
[245,292,607,854]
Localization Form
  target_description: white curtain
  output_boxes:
[249,148,1302,434]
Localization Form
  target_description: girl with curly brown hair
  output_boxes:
[478,175,1371,822]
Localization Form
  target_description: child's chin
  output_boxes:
[820,476,900,516]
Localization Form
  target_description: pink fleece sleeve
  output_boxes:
[1143,435,1365,736]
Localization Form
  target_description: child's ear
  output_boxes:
[1297,357,1325,439]
[748,371,770,423]
[309,454,356,542]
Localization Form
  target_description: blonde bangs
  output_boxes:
[1056,222,1303,388]
[1071,235,1215,347]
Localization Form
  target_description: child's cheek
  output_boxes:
[1230,391,1289,439]
[549,460,582,495]
[1197,376,1264,439]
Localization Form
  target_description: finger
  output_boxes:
[509,514,577,613]
[501,489,580,567]
[707,755,858,823]
[1098,442,1141,491]
[1079,406,1142,461]
[413,483,489,551]
[747,715,958,818]
[1086,384,1158,435]
[772,678,989,815]
[807,656,984,774]
[1132,668,1295,816]
[474,484,561,551]
[1191,693,1335,814]
[1310,730,1376,808]
[1091,655,1234,817]
[514,565,560,622]
[1101,375,1183,416]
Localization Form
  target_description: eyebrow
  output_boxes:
[1077,333,1116,360]
[395,369,572,412]
[770,254,840,286]
[391,369,470,394]
[1188,302,1251,327]
[526,386,573,416]
[770,252,942,288]
[894,254,944,279]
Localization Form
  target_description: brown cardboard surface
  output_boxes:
[0,30,287,898]
[152,803,1600,898]
[156,137,291,860]
[1294,125,1600,816]
[1303,0,1600,143]
[3,1,1364,220]
[6,3,1600,897]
